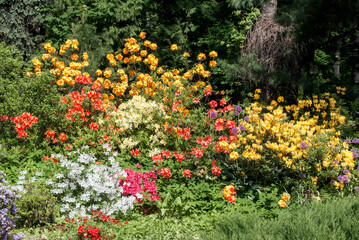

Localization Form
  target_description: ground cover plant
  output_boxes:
[0,30,358,239]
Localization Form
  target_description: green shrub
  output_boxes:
[15,181,58,228]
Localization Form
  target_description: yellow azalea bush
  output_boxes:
[209,92,359,193]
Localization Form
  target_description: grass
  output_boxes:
[12,196,359,239]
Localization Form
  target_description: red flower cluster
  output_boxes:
[75,75,93,84]
[204,88,212,96]
[161,150,171,159]
[160,168,171,179]
[209,100,217,108]
[66,211,124,240]
[43,156,59,163]
[191,147,204,158]
[193,98,200,104]
[64,89,104,122]
[89,122,99,131]
[176,127,191,140]
[214,118,225,131]
[182,169,191,178]
[173,151,186,162]
[196,136,213,148]
[219,98,227,106]
[212,165,222,176]
[152,154,163,165]
[0,115,9,121]
[10,112,38,138]
[130,148,140,157]
[46,130,67,143]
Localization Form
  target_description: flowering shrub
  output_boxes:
[44,146,137,218]
[0,171,25,240]
[15,34,359,214]
[118,168,160,202]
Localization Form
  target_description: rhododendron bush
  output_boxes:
[1,33,358,237]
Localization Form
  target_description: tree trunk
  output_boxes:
[333,38,342,78]
[261,0,278,18]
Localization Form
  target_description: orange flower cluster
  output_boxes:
[223,185,236,202]
[29,33,218,107]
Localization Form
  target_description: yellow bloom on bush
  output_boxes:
[278,200,287,208]
[223,185,236,202]
[311,176,318,185]
[209,60,217,68]
[170,44,178,51]
[229,151,239,161]
[209,51,218,58]
[70,53,79,61]
[197,53,206,60]
[139,32,146,39]
[277,96,284,102]
[183,52,190,57]
[150,43,157,50]
[56,79,64,86]
[281,193,290,202]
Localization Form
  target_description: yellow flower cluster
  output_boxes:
[278,192,290,208]
[29,40,88,87]
[220,92,352,190]
[336,86,346,95]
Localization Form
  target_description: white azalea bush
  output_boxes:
[45,145,136,218]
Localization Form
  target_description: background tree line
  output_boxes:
[0,0,358,120]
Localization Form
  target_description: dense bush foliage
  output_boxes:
[14,180,58,228]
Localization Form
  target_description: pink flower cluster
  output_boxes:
[118,169,161,202]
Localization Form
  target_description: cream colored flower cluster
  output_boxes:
[111,96,167,150]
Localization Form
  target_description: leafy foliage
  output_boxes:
[0,0,51,59]
[15,181,58,228]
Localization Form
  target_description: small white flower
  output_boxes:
[135,192,143,199]
[46,179,54,185]
[18,175,25,180]
[55,173,64,179]
[16,180,25,185]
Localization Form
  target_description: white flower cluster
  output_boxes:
[46,146,136,218]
